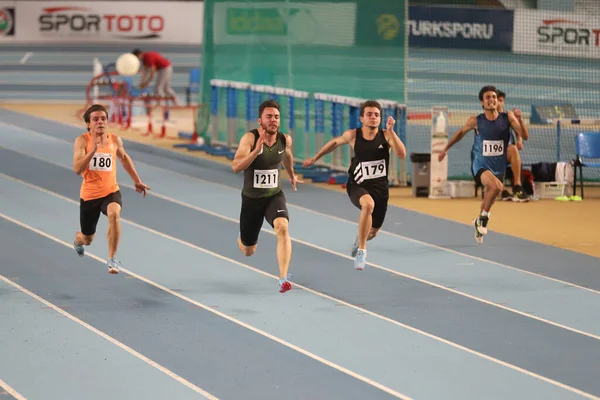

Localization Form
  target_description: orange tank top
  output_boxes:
[80,132,120,201]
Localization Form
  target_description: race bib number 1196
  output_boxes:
[482,140,504,157]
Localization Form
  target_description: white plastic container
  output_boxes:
[533,181,567,199]
[446,180,475,198]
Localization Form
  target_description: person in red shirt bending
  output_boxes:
[132,48,179,105]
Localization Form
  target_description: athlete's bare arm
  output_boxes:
[115,136,150,196]
[383,116,407,159]
[303,129,356,167]
[282,134,303,190]
[116,136,141,183]
[73,135,96,175]
[438,116,478,161]
[232,131,263,173]
[507,110,527,141]
[281,134,295,180]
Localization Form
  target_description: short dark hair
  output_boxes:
[360,100,381,116]
[83,104,108,124]
[131,48,142,57]
[479,85,498,101]
[258,99,280,117]
[497,89,506,99]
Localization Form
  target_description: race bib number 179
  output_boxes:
[482,140,504,157]
[360,159,386,180]
[89,153,113,171]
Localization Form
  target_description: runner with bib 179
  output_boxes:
[303,100,406,270]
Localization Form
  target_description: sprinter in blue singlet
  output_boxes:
[438,85,528,244]
[472,110,511,182]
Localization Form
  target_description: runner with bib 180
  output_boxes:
[303,100,406,270]
[438,85,528,244]
[232,99,303,293]
[72,104,150,274]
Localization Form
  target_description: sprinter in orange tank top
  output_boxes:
[72,104,150,274]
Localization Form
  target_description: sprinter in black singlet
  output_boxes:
[303,100,407,270]
[232,99,302,293]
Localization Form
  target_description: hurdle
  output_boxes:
[303,93,365,183]
[195,79,249,157]
[179,78,408,186]
[193,79,311,160]
[244,83,310,163]
[134,101,200,140]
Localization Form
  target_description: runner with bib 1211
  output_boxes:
[232,99,302,293]
[303,100,406,270]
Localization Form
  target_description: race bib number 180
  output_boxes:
[482,140,504,157]
[360,159,386,180]
[89,153,113,171]
[254,169,278,188]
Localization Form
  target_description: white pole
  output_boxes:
[92,57,102,102]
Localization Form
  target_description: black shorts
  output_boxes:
[80,190,122,236]
[473,168,505,187]
[239,190,289,246]
[346,184,389,229]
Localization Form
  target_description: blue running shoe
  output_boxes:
[73,241,84,257]
[354,249,366,270]
[351,236,359,257]
[107,258,122,274]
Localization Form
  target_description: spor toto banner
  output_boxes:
[14,1,203,44]
[513,9,600,59]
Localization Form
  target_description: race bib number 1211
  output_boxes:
[254,169,278,188]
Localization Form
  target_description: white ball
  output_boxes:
[115,53,140,76]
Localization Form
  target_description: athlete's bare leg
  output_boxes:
[106,202,121,260]
[273,217,292,292]
[352,224,378,257]
[474,170,503,244]
[357,194,375,250]
[73,232,94,257]
[480,170,503,213]
[273,217,291,279]
[237,236,257,256]
[368,227,379,241]
[106,202,122,274]
[352,194,375,270]
[75,232,94,246]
